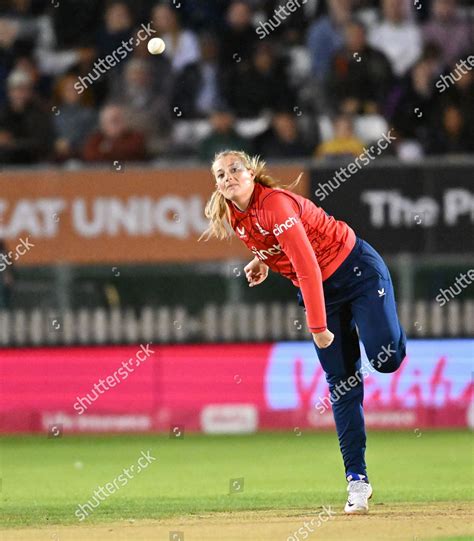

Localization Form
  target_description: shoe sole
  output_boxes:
[344,506,369,514]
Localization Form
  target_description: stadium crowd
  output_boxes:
[0,0,473,165]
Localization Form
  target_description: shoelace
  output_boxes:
[347,480,370,496]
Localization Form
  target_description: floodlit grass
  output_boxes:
[1,430,472,527]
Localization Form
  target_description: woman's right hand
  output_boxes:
[244,257,269,287]
[312,329,334,349]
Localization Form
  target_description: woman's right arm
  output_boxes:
[260,192,328,336]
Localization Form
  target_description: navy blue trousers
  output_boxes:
[297,238,407,479]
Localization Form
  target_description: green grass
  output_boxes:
[435,538,474,541]
[0,430,472,527]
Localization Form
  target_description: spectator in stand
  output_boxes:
[96,1,134,61]
[427,103,474,154]
[53,74,97,162]
[178,0,228,32]
[0,16,19,51]
[258,0,314,42]
[306,0,352,81]
[50,0,102,49]
[151,3,200,73]
[1,1,97,79]
[222,41,294,117]
[2,0,102,112]
[198,108,251,162]
[389,54,440,144]
[172,32,223,119]
[439,60,474,132]
[327,20,393,115]
[137,0,228,31]
[75,1,133,105]
[82,103,147,162]
[12,54,52,102]
[218,1,257,72]
[368,0,422,78]
[108,58,172,156]
[315,114,364,160]
[0,18,18,105]
[423,0,471,69]
[0,69,54,164]
[254,111,313,158]
[126,30,174,103]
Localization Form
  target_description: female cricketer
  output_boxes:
[201,150,407,514]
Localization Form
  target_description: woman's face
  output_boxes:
[212,155,255,202]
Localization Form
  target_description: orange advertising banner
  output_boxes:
[0,166,308,265]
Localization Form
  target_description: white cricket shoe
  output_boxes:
[344,480,373,514]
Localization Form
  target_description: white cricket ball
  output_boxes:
[147,37,166,55]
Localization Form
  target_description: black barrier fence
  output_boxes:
[310,159,474,254]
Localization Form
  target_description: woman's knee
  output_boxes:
[374,350,405,373]
[367,334,406,374]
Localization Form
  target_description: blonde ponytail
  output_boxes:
[199,150,302,241]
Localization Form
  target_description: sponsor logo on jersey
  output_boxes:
[250,243,283,260]
[255,222,270,236]
[236,226,247,239]
[273,216,298,237]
